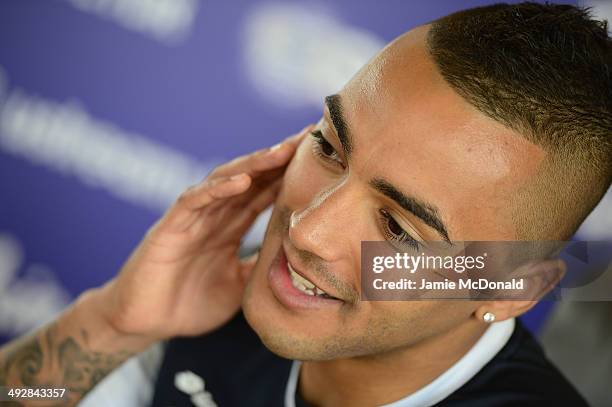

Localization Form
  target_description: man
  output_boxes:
[1,2,609,406]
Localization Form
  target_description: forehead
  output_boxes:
[335,26,546,240]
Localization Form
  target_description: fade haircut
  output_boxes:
[427,2,612,240]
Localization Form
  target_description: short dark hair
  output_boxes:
[427,2,612,239]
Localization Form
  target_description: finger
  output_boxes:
[210,125,314,179]
[200,180,282,244]
[160,174,252,232]
[223,166,285,209]
[187,173,251,209]
[285,123,314,146]
[239,251,259,285]
[231,177,282,226]
[203,177,282,240]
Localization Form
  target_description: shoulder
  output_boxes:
[440,319,588,406]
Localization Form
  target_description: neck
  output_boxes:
[299,319,487,407]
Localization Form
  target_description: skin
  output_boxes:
[0,23,564,407]
[0,133,308,406]
[242,25,557,406]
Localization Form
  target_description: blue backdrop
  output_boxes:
[1,0,610,344]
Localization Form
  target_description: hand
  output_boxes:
[96,126,312,340]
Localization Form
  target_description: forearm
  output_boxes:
[0,288,156,406]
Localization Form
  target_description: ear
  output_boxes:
[474,258,566,322]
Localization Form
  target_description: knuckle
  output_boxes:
[176,185,196,204]
[208,167,221,177]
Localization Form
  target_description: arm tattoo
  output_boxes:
[57,337,127,393]
[0,323,130,405]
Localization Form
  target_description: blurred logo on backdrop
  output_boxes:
[243,3,384,109]
[65,0,200,45]
[0,233,71,338]
[0,65,219,213]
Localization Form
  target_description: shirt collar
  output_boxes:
[285,318,515,407]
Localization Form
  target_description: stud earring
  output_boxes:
[483,312,496,323]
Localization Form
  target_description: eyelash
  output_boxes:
[310,130,419,250]
[379,209,420,251]
[310,130,344,168]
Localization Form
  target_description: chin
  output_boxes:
[242,301,350,361]
[242,274,381,361]
[240,206,373,361]
[241,242,349,361]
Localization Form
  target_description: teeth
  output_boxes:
[288,261,332,298]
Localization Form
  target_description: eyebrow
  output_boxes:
[325,94,353,158]
[324,94,452,243]
[370,178,452,244]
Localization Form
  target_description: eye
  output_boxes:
[310,130,344,168]
[379,209,420,251]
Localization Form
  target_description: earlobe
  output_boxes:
[475,307,507,323]
[474,301,533,323]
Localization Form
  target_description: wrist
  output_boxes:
[66,286,158,355]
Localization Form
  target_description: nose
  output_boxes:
[288,178,357,262]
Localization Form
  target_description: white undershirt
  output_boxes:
[284,318,516,407]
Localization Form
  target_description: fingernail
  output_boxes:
[230,173,246,181]
[269,143,283,153]
[284,125,308,139]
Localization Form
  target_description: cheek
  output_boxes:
[367,300,477,345]
[281,141,334,206]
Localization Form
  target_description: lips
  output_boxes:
[287,261,337,299]
[267,244,343,310]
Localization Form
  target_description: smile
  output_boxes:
[287,261,335,299]
[267,244,344,310]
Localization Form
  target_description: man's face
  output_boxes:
[242,25,545,360]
